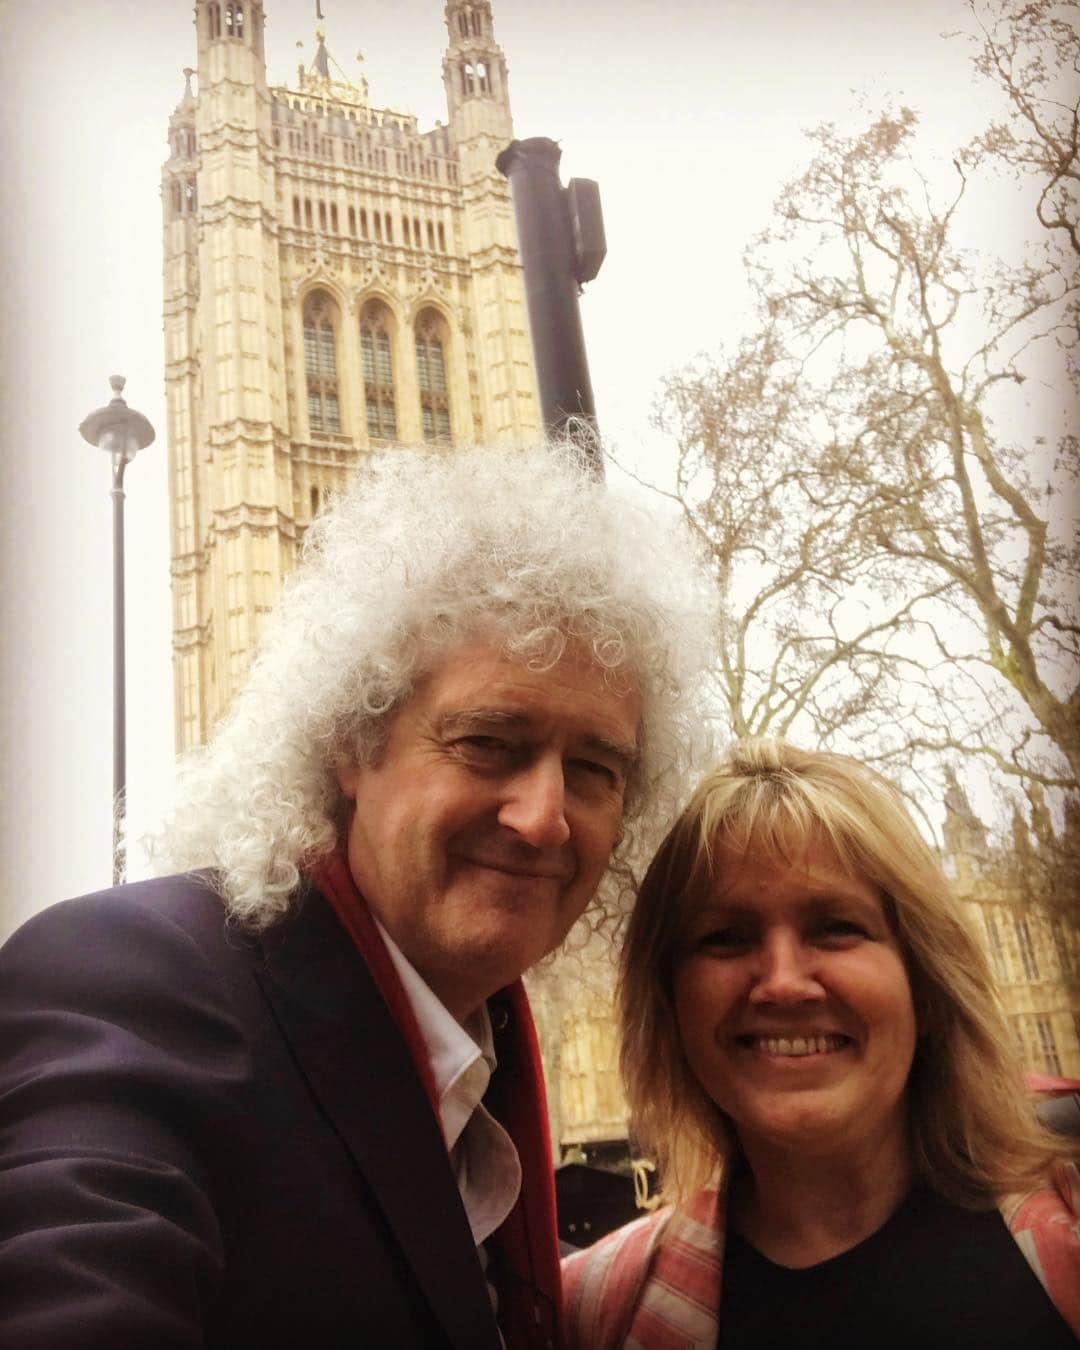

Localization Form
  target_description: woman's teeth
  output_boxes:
[753,1034,847,1056]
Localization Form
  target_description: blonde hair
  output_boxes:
[620,737,1071,1207]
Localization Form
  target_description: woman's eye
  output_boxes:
[815,918,866,942]
[699,927,752,952]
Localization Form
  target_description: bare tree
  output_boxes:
[962,0,1079,259]
[651,4,1078,800]
[650,328,956,796]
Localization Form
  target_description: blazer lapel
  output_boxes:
[254,891,502,1350]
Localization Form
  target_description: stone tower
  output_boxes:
[162,0,541,749]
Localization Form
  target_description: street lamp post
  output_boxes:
[496,137,607,474]
[79,376,155,885]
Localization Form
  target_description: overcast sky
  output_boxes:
[0,0,1020,936]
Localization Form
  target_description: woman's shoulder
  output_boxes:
[562,1205,671,1348]
[561,1189,723,1350]
[1000,1159,1080,1337]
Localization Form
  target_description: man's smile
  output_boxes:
[452,848,574,883]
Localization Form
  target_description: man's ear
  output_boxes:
[336,759,360,799]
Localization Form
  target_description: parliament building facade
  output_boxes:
[162,0,540,751]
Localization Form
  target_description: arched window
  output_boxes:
[208,2,221,39]
[225,3,244,39]
[477,60,490,94]
[1015,915,1039,981]
[303,291,341,435]
[415,309,451,444]
[360,301,397,441]
[1036,1015,1061,1076]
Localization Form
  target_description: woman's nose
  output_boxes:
[747,932,825,1004]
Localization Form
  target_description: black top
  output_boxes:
[718,1183,1076,1349]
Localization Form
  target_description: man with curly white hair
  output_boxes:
[0,445,711,1349]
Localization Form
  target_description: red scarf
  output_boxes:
[309,849,563,1349]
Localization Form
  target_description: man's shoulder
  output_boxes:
[1,871,244,972]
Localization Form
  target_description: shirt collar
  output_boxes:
[374,919,495,1146]
[373,921,522,1251]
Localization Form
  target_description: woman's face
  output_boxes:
[673,839,917,1164]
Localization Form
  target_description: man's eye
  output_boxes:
[457,735,515,761]
[569,758,617,785]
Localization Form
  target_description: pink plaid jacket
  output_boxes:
[562,1162,1080,1349]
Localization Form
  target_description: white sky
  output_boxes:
[0,0,1024,937]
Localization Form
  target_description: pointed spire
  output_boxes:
[1025,780,1055,850]
[295,0,363,95]
[302,0,332,84]
[941,763,988,881]
[173,66,197,118]
[314,28,331,79]
[943,763,970,818]
[1011,802,1033,858]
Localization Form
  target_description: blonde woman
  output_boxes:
[564,739,1079,1348]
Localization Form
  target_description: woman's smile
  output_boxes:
[674,840,917,1158]
[736,1032,853,1058]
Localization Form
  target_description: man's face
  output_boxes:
[337,638,642,1021]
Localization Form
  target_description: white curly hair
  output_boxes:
[149,444,715,929]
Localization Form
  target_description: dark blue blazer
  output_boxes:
[0,874,507,1348]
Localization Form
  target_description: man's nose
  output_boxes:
[747,931,825,1005]
[498,755,571,850]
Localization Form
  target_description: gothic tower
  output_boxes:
[164,1,289,751]
[944,771,1080,1078]
[441,1,535,440]
[162,0,541,748]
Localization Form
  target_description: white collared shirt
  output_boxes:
[375,921,522,1247]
